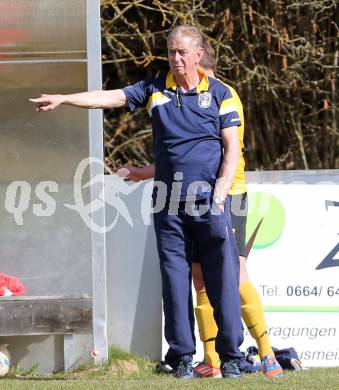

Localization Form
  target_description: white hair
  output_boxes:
[167,25,203,48]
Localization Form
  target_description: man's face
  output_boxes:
[167,34,203,77]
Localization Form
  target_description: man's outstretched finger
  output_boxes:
[29,97,48,103]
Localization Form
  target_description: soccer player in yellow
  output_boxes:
[191,40,282,379]
[120,39,283,379]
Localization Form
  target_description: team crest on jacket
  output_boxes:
[198,92,211,108]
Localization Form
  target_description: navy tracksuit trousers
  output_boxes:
[153,196,244,367]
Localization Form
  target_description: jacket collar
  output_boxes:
[165,67,209,93]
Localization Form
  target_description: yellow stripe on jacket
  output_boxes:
[146,92,171,117]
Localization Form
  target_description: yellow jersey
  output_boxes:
[220,83,246,195]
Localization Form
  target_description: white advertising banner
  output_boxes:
[241,184,339,367]
[161,179,339,368]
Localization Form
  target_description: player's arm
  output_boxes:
[214,125,240,208]
[116,164,155,182]
[29,89,127,112]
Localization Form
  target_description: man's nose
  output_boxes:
[174,51,181,62]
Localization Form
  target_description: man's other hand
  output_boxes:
[115,166,145,182]
[114,165,155,182]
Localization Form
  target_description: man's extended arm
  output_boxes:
[29,89,126,112]
[214,126,240,208]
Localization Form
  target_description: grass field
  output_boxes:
[1,348,338,390]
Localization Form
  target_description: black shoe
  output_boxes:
[155,360,173,374]
[173,361,193,379]
[220,360,242,378]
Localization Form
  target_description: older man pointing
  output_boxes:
[30,25,244,379]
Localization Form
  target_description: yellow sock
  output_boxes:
[204,340,218,367]
[239,281,274,358]
[196,288,210,306]
[195,289,220,368]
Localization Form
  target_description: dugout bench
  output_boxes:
[0,295,92,371]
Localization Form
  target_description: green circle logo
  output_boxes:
[246,192,286,249]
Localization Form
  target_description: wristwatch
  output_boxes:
[213,196,226,205]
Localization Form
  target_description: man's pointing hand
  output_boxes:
[29,94,64,112]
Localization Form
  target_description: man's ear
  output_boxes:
[196,47,204,64]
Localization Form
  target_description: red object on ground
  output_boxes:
[0,273,26,296]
